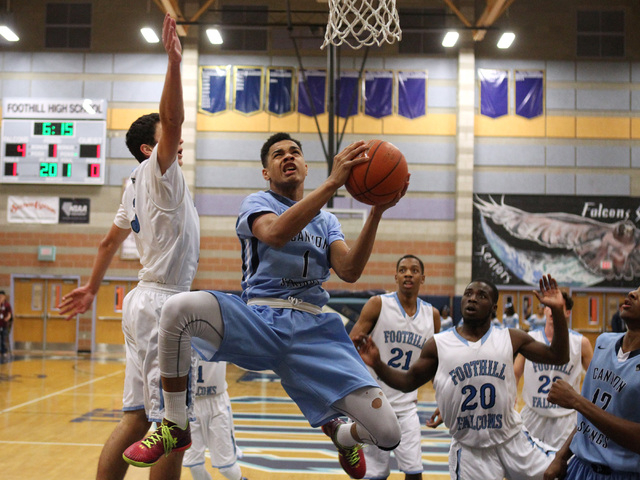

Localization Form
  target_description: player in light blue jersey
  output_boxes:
[543,288,640,480]
[124,132,409,478]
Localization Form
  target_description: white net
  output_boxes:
[322,0,402,50]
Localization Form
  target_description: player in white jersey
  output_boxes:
[514,292,593,449]
[544,289,640,480]
[58,15,198,480]
[349,254,441,480]
[355,275,572,480]
[183,357,247,480]
[123,132,409,478]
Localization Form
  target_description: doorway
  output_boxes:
[11,275,80,353]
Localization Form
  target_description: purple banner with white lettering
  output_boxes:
[267,67,294,116]
[472,194,640,288]
[298,69,326,117]
[479,69,508,118]
[233,67,263,115]
[364,70,393,119]
[398,71,427,119]
[515,70,544,119]
[336,71,359,119]
[199,66,229,115]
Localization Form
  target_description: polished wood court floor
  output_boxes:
[0,352,451,480]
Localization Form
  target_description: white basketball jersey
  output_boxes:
[433,326,522,448]
[368,293,436,413]
[193,358,228,397]
[522,329,584,418]
[114,146,200,288]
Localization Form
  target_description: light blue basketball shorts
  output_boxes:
[192,291,378,428]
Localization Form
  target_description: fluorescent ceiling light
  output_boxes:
[140,27,160,43]
[0,26,19,42]
[206,28,223,45]
[442,31,459,47]
[497,32,515,49]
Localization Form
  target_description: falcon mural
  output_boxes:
[473,195,640,287]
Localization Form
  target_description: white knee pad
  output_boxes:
[334,387,402,450]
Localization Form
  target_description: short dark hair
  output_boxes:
[470,277,499,304]
[396,254,424,274]
[562,292,573,311]
[260,132,303,167]
[126,113,160,163]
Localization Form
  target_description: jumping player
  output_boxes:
[58,14,199,480]
[355,275,570,480]
[123,132,409,479]
[183,357,247,480]
[349,254,440,480]
[514,292,593,449]
[543,287,640,480]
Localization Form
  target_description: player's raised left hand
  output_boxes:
[533,274,564,310]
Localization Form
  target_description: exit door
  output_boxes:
[11,275,79,352]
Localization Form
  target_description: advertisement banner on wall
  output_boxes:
[59,198,90,224]
[7,196,59,223]
[472,194,640,288]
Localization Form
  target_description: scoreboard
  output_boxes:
[1,98,107,185]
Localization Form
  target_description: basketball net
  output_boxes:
[322,0,402,50]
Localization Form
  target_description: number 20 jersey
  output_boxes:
[433,326,522,448]
[367,293,436,414]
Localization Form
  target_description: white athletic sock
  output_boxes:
[189,464,213,480]
[335,421,359,447]
[219,463,242,480]
[163,390,188,429]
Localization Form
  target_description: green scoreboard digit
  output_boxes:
[1,98,107,185]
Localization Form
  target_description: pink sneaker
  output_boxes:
[123,420,191,467]
[322,418,366,479]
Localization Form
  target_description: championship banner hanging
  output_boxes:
[336,71,360,119]
[363,70,393,119]
[472,194,640,288]
[397,71,427,119]
[479,69,508,118]
[233,66,263,115]
[199,66,230,115]
[267,67,294,116]
[7,195,59,223]
[515,70,544,119]
[298,69,326,117]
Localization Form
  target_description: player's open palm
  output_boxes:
[162,13,182,62]
[58,286,95,321]
[533,274,564,310]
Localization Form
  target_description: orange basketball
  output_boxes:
[345,140,408,206]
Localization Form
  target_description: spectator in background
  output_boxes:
[610,303,627,332]
[503,301,520,328]
[527,303,546,331]
[0,290,13,363]
[439,304,453,331]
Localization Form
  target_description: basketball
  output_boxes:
[345,140,408,206]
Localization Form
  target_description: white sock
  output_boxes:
[219,463,242,480]
[163,390,188,428]
[335,421,359,447]
[189,464,212,480]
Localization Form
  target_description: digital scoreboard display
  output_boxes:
[1,98,107,185]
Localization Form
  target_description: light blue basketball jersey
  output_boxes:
[236,190,344,307]
[570,333,640,473]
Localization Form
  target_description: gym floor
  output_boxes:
[0,353,451,480]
